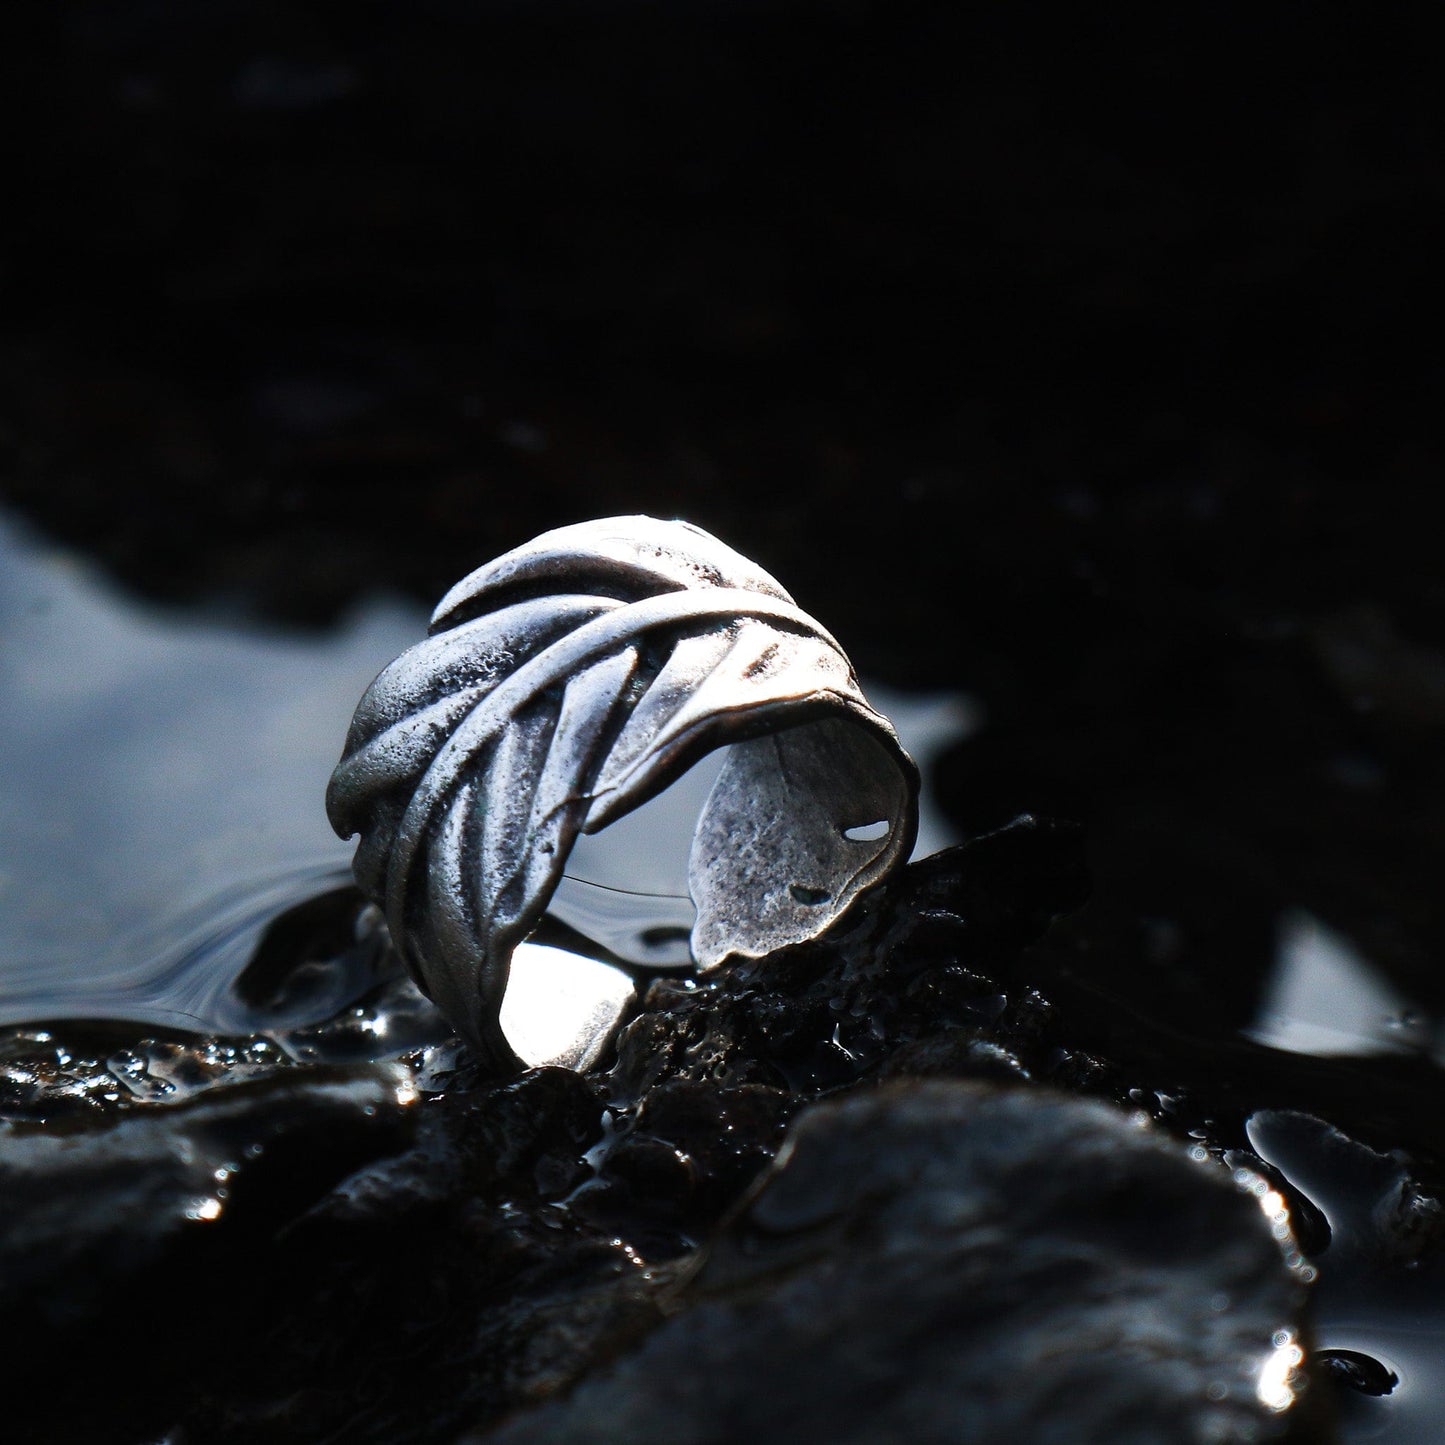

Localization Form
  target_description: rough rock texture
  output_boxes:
[0,1062,418,1444]
[482,1079,1321,1445]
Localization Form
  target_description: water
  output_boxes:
[1246,1110,1445,1443]
[0,507,419,1032]
[1247,910,1438,1062]
[1236,910,1442,1439]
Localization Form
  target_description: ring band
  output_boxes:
[326,515,920,1072]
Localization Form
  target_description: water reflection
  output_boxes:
[1246,1110,1445,1444]
[1255,1330,1305,1412]
[1248,910,1431,1059]
[0,509,422,1030]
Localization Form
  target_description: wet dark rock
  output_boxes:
[0,1063,417,1443]
[877,1029,1033,1082]
[0,1020,302,1121]
[573,1080,793,1246]
[478,1080,1326,1445]
[0,1064,415,1314]
[169,1062,669,1445]
[1371,1175,1445,1272]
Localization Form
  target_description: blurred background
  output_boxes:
[1,2,1443,1068]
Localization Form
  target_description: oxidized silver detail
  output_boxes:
[326,515,920,1071]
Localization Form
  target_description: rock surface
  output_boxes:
[482,1079,1322,1445]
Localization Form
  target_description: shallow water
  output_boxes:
[0,508,418,1031]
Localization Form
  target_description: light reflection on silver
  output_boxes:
[498,942,637,1071]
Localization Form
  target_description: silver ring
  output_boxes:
[326,515,920,1072]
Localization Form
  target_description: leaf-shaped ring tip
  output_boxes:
[326,515,921,1072]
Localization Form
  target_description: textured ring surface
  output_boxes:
[326,515,920,1071]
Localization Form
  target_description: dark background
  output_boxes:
[2,2,1443,1054]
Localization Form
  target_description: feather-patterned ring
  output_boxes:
[326,515,921,1072]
